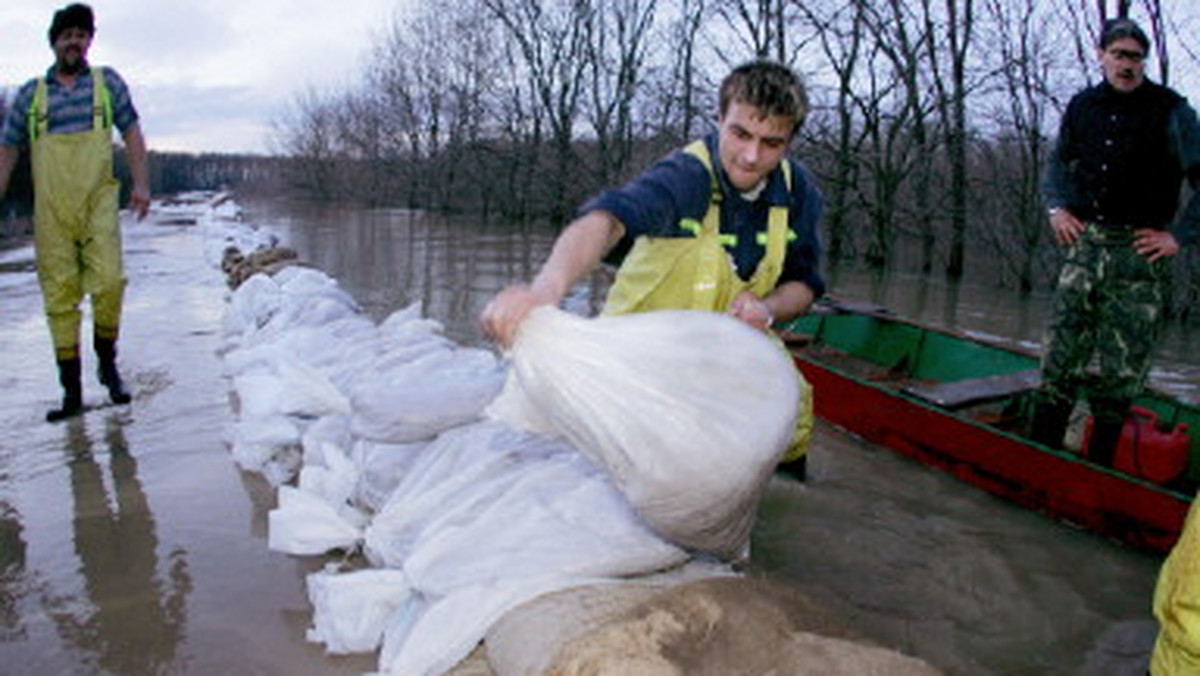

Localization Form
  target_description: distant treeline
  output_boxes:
[0,148,287,224]
[267,0,1200,318]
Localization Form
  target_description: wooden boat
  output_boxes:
[778,298,1198,554]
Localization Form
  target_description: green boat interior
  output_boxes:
[779,301,1200,493]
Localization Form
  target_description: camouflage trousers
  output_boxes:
[1037,225,1170,423]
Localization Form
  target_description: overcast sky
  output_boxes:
[1,1,398,154]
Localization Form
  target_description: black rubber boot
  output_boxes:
[1028,399,1073,449]
[95,337,132,405]
[776,455,807,482]
[1088,417,1125,468]
[46,357,84,422]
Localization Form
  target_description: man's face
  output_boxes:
[1098,36,1146,94]
[53,27,92,75]
[717,101,795,193]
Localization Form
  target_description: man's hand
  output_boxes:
[128,186,150,221]
[1134,228,1180,263]
[480,284,559,349]
[1049,208,1086,246]
[728,290,774,331]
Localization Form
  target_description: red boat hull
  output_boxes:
[795,352,1189,554]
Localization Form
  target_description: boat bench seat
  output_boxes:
[903,369,1042,409]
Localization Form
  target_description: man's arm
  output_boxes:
[481,210,625,347]
[121,122,150,220]
[0,145,19,200]
[1134,99,1200,262]
[1042,108,1089,246]
[1165,100,1200,249]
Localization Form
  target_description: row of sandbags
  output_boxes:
[198,201,804,675]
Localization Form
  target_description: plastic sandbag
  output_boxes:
[349,438,429,513]
[351,420,683,676]
[232,353,350,420]
[306,567,413,654]
[349,348,505,443]
[486,306,800,559]
[222,272,281,339]
[269,486,362,555]
[228,415,301,474]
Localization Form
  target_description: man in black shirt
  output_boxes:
[1033,18,1200,464]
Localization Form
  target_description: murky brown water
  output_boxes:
[0,196,1188,674]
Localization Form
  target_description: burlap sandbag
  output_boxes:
[485,576,943,676]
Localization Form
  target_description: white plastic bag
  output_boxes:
[486,307,800,558]
[268,486,362,555]
[306,567,413,654]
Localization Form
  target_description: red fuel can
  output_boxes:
[1083,406,1191,484]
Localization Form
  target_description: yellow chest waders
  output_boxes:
[602,140,814,461]
[30,67,125,360]
[1151,493,1200,675]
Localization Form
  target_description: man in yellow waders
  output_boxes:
[482,60,824,480]
[0,3,150,422]
[1151,493,1200,674]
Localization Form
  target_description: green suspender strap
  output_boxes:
[29,66,112,142]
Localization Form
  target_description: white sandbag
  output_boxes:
[356,421,685,676]
[222,272,281,338]
[233,354,350,420]
[350,438,429,513]
[298,441,359,508]
[486,306,800,559]
[301,415,353,467]
[349,348,505,443]
[376,303,448,348]
[306,567,413,654]
[399,452,687,596]
[228,415,301,472]
[269,486,362,555]
[376,578,595,676]
[274,264,341,296]
[362,422,559,568]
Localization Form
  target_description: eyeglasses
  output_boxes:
[1107,48,1146,63]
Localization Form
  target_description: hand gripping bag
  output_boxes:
[486,306,801,558]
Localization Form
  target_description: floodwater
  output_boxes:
[0,195,1189,675]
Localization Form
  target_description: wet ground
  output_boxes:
[0,199,1173,674]
[0,211,377,674]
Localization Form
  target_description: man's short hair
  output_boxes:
[48,3,95,45]
[718,60,809,135]
[1098,17,1150,53]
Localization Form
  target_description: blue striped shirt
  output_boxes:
[1,65,139,149]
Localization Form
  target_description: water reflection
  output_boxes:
[0,500,27,643]
[48,415,191,673]
[246,198,1200,400]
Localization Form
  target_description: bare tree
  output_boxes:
[979,0,1058,292]
[880,0,939,273]
[482,0,595,223]
[713,0,788,61]
[582,0,658,186]
[795,0,869,263]
[271,87,345,200]
[658,0,708,142]
[923,0,975,278]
